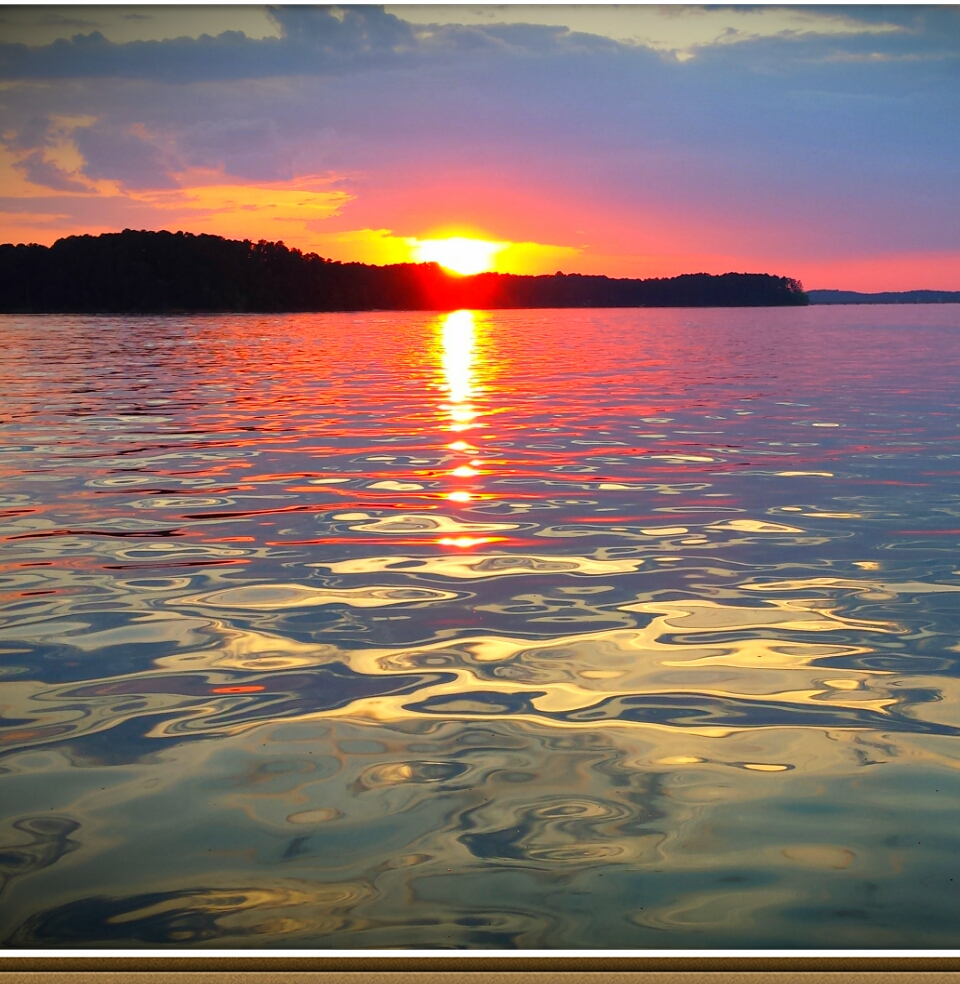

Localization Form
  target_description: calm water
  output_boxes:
[2,305,960,949]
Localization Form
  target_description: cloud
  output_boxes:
[390,4,910,57]
[0,173,351,248]
[0,6,421,83]
[0,6,623,83]
[0,5,956,86]
[11,148,89,192]
[265,4,414,51]
[73,124,178,189]
[0,30,274,83]
[135,174,351,238]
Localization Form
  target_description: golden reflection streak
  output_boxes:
[311,552,646,577]
[743,576,960,597]
[439,309,478,425]
[316,597,899,721]
[179,583,459,611]
[102,881,375,938]
[329,512,517,534]
[436,309,497,528]
[0,597,908,754]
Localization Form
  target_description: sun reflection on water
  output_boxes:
[439,309,478,412]
[437,309,496,525]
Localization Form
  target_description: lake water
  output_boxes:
[2,305,960,949]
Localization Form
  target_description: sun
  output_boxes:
[414,237,506,276]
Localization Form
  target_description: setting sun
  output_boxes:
[414,237,506,275]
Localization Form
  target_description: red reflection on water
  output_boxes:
[2,306,960,580]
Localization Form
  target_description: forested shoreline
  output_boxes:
[0,230,809,313]
[807,289,960,305]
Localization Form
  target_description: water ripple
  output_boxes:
[2,307,960,947]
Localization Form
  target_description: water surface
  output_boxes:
[2,305,960,948]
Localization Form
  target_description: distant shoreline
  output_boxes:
[0,229,808,314]
[807,289,960,305]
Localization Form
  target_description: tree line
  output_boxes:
[0,230,808,313]
[807,289,960,305]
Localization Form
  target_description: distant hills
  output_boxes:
[0,230,808,313]
[808,289,960,305]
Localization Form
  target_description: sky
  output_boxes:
[1,3,959,290]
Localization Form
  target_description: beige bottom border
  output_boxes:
[3,970,960,983]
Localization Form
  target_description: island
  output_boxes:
[0,229,809,314]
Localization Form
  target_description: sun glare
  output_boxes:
[415,237,505,276]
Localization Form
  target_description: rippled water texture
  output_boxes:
[2,306,960,948]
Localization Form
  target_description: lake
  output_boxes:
[2,304,960,949]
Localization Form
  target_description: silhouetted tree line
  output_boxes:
[0,230,808,313]
[807,289,960,305]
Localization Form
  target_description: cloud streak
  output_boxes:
[0,7,622,82]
